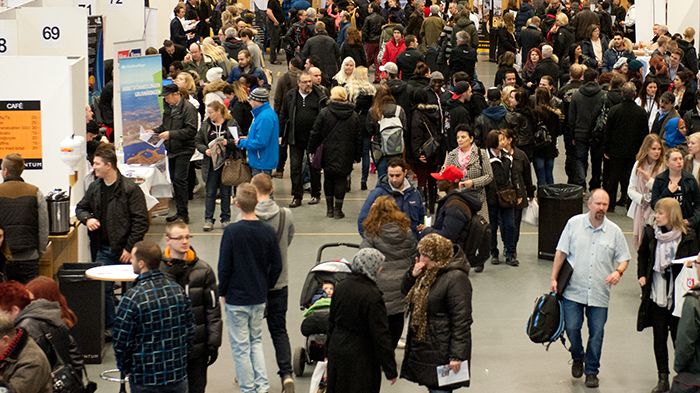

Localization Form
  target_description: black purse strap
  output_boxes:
[44,332,93,388]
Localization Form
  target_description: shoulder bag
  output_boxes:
[221,152,252,186]
[44,332,96,393]
[419,119,441,160]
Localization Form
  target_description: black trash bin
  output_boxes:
[537,184,584,260]
[57,263,105,364]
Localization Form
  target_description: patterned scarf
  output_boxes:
[654,226,682,273]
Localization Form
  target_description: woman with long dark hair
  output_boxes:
[532,87,562,186]
[500,128,534,256]
[361,196,417,347]
[636,78,660,132]
[559,43,592,85]
[367,83,408,181]
[340,27,368,67]
[410,90,443,214]
[672,70,696,116]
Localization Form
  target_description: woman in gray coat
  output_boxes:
[361,195,417,348]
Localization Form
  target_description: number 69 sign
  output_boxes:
[16,7,87,57]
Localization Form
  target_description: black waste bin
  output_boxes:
[537,184,584,260]
[57,263,105,364]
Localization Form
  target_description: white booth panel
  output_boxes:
[0,20,17,55]
[95,0,144,60]
[16,7,88,58]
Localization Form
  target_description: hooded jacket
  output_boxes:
[360,222,417,315]
[474,104,508,146]
[423,189,482,245]
[386,79,412,117]
[382,37,406,65]
[254,199,294,290]
[568,81,605,142]
[358,177,425,237]
[14,299,84,372]
[161,248,222,360]
[307,101,362,176]
[239,102,280,171]
[400,244,472,389]
[222,37,245,60]
[0,328,52,393]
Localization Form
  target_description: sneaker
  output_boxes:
[505,256,520,267]
[220,220,230,229]
[571,360,584,378]
[491,255,501,265]
[282,375,295,393]
[396,338,406,349]
[585,374,599,388]
[203,220,214,232]
[289,198,302,208]
[308,197,320,205]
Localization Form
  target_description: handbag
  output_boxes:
[522,198,539,226]
[419,120,441,160]
[533,121,553,148]
[496,188,518,208]
[44,332,96,393]
[221,156,251,187]
[310,143,324,170]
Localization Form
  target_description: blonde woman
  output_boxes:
[332,57,356,88]
[174,71,199,109]
[194,101,237,230]
[637,197,699,393]
[628,134,665,249]
[228,80,253,135]
[496,12,517,59]
[202,37,234,77]
[684,132,700,184]
[346,67,376,189]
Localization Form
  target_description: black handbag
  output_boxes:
[419,120,441,160]
[44,333,96,393]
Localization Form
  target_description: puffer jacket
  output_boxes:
[154,96,199,157]
[161,247,222,360]
[360,222,417,315]
[0,328,52,393]
[14,299,84,372]
[422,189,483,244]
[75,171,149,254]
[307,101,362,176]
[400,245,472,390]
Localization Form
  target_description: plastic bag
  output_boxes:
[309,360,327,393]
[522,198,539,226]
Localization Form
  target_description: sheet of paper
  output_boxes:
[229,126,239,142]
[437,360,469,386]
[673,256,698,265]
[139,131,164,148]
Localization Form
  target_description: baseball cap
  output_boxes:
[160,84,179,96]
[379,62,398,75]
[451,81,470,100]
[430,165,463,183]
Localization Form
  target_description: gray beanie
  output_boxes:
[249,87,270,102]
[350,248,385,282]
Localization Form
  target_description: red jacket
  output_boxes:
[382,38,406,65]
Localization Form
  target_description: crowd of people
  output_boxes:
[3,0,700,392]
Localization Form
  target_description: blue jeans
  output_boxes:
[361,136,371,183]
[533,156,554,186]
[130,379,188,393]
[225,303,269,393]
[562,298,608,376]
[251,168,272,176]
[204,166,232,222]
[487,203,516,258]
[95,245,121,329]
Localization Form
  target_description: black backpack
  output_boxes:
[445,193,491,268]
[526,292,566,350]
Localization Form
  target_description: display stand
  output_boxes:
[38,225,79,278]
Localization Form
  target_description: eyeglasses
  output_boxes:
[168,235,193,241]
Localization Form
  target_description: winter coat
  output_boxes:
[382,37,406,65]
[155,97,199,157]
[675,285,700,374]
[357,177,425,237]
[326,273,398,393]
[279,86,329,146]
[420,15,444,47]
[400,245,472,390]
[194,118,236,176]
[551,25,576,61]
[602,47,636,73]
[0,329,52,393]
[273,68,302,111]
[444,145,493,223]
[443,98,471,152]
[532,105,560,159]
[474,105,508,146]
[451,16,478,49]
[683,106,700,136]
[581,36,610,68]
[678,39,699,74]
[637,226,699,331]
[396,47,424,81]
[254,199,295,290]
[496,28,517,58]
[422,189,482,244]
[161,249,222,360]
[530,57,559,86]
[510,147,535,208]
[302,32,341,81]
[449,43,477,79]
[410,104,444,168]
[229,98,253,136]
[651,169,700,230]
[360,222,417,315]
[382,5,405,25]
[604,100,649,159]
[239,102,279,171]
[76,171,149,254]
[515,2,535,34]
[518,25,544,63]
[14,300,84,373]
[486,148,517,205]
[568,81,605,142]
[386,79,412,119]
[170,18,188,47]
[340,42,368,67]
[222,37,246,60]
[572,9,600,41]
[506,109,535,156]
[307,101,362,176]
[362,11,385,43]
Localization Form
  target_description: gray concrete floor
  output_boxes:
[87,57,666,392]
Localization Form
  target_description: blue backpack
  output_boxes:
[526,292,567,350]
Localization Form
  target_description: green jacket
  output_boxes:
[675,286,700,374]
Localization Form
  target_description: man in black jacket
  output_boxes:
[151,84,198,223]
[396,34,423,80]
[530,45,559,88]
[444,82,473,151]
[518,16,544,62]
[603,82,648,211]
[279,71,328,207]
[76,147,149,333]
[568,68,605,190]
[449,31,477,81]
[362,2,385,83]
[161,221,222,393]
[302,22,340,88]
[158,40,187,74]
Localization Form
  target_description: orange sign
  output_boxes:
[0,101,42,169]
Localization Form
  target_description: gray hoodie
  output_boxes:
[254,199,295,290]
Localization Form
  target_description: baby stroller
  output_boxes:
[292,242,358,377]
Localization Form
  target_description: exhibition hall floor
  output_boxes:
[86,60,666,392]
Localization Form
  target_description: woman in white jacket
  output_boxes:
[628,134,666,248]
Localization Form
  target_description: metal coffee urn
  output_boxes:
[46,189,70,235]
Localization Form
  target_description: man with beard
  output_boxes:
[549,189,630,389]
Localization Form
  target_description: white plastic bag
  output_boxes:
[673,265,699,318]
[522,198,539,226]
[309,360,327,393]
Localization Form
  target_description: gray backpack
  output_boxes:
[378,105,404,156]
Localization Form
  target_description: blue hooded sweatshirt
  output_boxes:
[239,102,279,171]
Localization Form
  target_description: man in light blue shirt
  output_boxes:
[550,189,630,388]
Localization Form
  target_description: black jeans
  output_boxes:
[5,259,39,283]
[650,302,679,374]
[267,20,281,63]
[324,173,347,201]
[572,140,604,191]
[169,154,191,218]
[388,312,404,350]
[604,157,634,205]
[187,355,208,393]
[290,144,320,199]
[277,144,288,173]
[267,287,293,377]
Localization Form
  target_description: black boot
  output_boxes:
[334,199,345,219]
[651,373,669,393]
[326,197,334,218]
